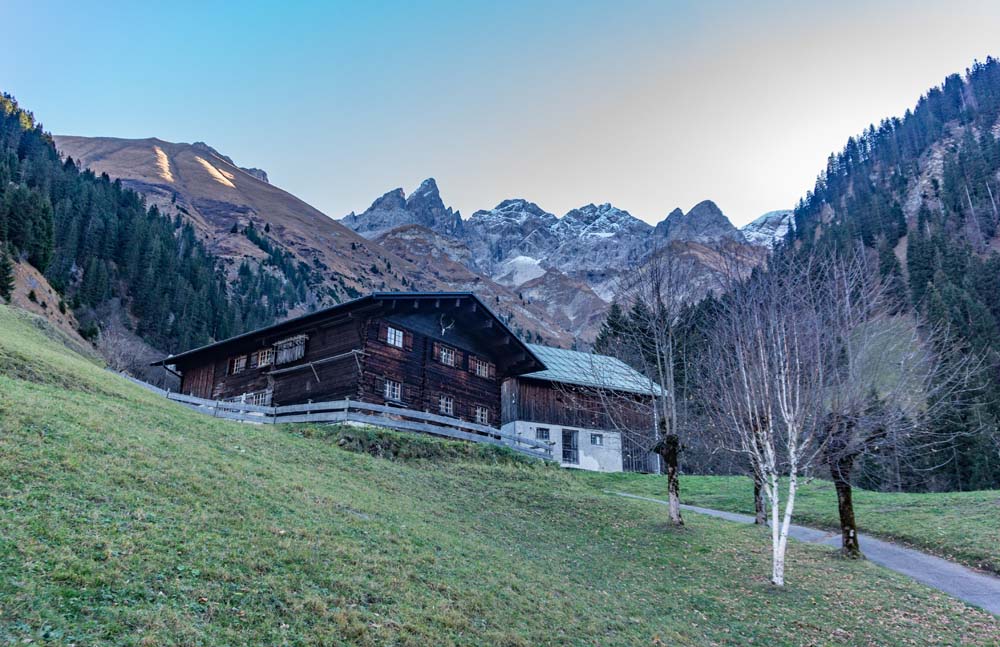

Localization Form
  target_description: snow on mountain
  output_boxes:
[464,199,559,277]
[342,179,774,341]
[740,210,794,249]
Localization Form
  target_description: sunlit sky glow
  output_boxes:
[5,1,1000,225]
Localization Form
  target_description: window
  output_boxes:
[256,347,274,368]
[439,346,456,367]
[474,405,490,425]
[439,394,454,416]
[274,335,307,364]
[387,326,404,348]
[470,356,493,379]
[229,355,247,375]
[591,433,604,446]
[535,427,550,442]
[383,379,402,402]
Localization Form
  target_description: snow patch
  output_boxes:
[499,255,545,286]
[153,146,174,183]
[194,156,236,189]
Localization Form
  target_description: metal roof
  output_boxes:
[522,344,662,396]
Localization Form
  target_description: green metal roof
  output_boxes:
[523,344,662,396]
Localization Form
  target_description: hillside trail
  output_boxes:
[608,490,1000,616]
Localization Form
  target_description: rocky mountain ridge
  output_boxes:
[342,179,785,336]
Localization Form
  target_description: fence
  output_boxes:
[118,372,552,461]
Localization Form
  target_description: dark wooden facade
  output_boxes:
[155,293,544,427]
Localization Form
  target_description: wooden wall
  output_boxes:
[176,311,504,422]
[180,363,215,399]
[357,318,501,425]
[177,316,365,405]
[502,377,653,433]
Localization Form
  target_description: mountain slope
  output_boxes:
[790,58,1000,491]
[1,303,996,645]
[654,200,746,244]
[740,209,794,248]
[342,180,778,339]
[52,135,427,309]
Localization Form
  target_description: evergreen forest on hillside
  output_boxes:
[791,58,1000,491]
[0,93,297,352]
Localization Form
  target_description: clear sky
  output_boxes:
[4,1,1000,226]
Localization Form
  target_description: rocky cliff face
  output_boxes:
[341,178,463,239]
[654,200,746,244]
[344,179,783,339]
[740,210,794,249]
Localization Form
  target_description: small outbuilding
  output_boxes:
[500,344,661,473]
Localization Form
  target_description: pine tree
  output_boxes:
[594,301,628,354]
[0,246,13,301]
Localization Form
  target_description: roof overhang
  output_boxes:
[152,291,545,376]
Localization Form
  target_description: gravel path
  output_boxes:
[609,490,1000,616]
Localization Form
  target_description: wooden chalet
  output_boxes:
[153,292,544,430]
[154,291,658,472]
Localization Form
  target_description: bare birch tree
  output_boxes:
[701,253,828,586]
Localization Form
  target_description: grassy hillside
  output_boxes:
[1,304,997,645]
[585,473,1000,575]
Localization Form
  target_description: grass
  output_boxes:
[582,472,1000,574]
[1,304,997,645]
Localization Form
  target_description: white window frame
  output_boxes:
[383,378,402,402]
[474,405,490,425]
[230,355,247,375]
[439,394,454,416]
[256,347,274,368]
[471,356,492,378]
[387,326,404,348]
[439,346,456,367]
[535,427,550,442]
[591,433,604,446]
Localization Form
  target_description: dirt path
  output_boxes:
[609,491,1000,616]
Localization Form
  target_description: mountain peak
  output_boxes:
[654,200,743,244]
[342,178,462,239]
[741,209,794,249]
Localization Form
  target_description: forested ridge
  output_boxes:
[0,93,291,353]
[788,58,1000,490]
[591,59,1000,493]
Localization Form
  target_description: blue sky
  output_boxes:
[5,1,1000,225]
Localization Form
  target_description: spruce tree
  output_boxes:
[0,247,13,301]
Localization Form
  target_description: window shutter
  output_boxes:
[403,330,413,351]
[432,342,441,361]
[378,322,388,343]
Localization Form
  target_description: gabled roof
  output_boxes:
[521,344,662,397]
[152,292,544,376]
